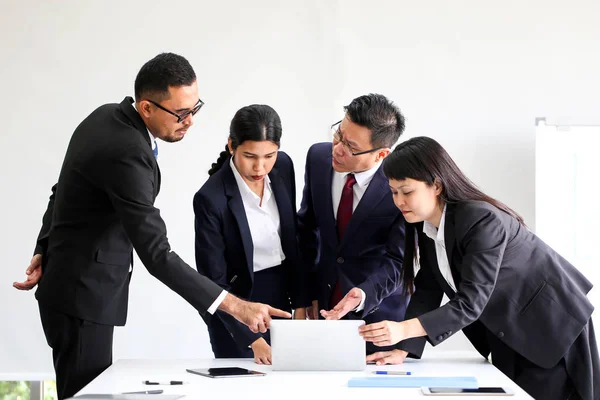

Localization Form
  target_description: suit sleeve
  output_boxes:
[357,212,406,316]
[296,146,320,300]
[397,240,445,358]
[33,184,57,258]
[417,208,508,347]
[193,191,261,348]
[102,145,223,316]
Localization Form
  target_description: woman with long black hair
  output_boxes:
[193,105,309,365]
[360,136,598,400]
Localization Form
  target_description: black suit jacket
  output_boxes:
[193,152,310,347]
[297,142,409,325]
[399,200,594,369]
[34,97,223,326]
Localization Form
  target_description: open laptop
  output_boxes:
[270,319,366,371]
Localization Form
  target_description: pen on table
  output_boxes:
[122,389,164,394]
[143,380,188,385]
[373,371,411,375]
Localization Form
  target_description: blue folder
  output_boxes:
[347,376,478,388]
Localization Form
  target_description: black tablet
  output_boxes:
[186,367,266,378]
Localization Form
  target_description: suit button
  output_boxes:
[436,335,443,341]
[337,257,344,264]
[447,331,452,335]
[498,332,505,338]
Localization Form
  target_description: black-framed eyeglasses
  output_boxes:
[330,120,383,156]
[146,98,204,123]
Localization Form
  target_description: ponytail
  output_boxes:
[208,144,230,176]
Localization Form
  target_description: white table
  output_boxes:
[77,351,533,399]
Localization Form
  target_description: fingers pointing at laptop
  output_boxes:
[220,295,292,333]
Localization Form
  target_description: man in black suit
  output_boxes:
[13,53,290,400]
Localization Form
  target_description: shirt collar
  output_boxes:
[337,161,381,188]
[148,131,156,150]
[230,157,272,204]
[423,204,447,242]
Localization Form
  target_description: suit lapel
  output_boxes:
[269,167,294,255]
[339,168,388,250]
[119,97,160,197]
[443,203,460,285]
[319,151,339,247]
[156,165,161,197]
[419,230,457,298]
[120,97,150,144]
[223,161,254,277]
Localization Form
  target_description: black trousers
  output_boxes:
[208,264,291,358]
[488,318,599,400]
[563,318,600,400]
[38,303,114,400]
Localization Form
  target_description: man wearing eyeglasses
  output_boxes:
[13,53,290,400]
[297,93,410,356]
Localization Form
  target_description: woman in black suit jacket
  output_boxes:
[193,105,310,365]
[360,137,598,400]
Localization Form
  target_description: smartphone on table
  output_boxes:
[186,367,265,378]
[421,387,514,396]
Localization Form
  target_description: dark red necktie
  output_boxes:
[331,173,356,307]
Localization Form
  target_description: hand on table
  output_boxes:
[366,349,408,365]
[305,300,319,320]
[293,307,307,320]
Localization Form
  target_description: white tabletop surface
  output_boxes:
[76,351,533,399]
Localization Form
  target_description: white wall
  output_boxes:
[1,0,600,375]
[536,122,600,341]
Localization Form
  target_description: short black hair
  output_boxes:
[134,53,196,101]
[344,93,405,148]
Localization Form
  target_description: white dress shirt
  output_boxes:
[331,162,381,312]
[332,162,381,218]
[230,158,286,272]
[133,102,227,315]
[414,230,421,277]
[422,205,457,292]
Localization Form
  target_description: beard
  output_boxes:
[163,135,183,143]
[162,128,188,143]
